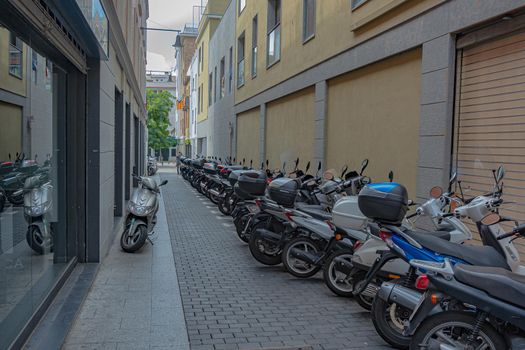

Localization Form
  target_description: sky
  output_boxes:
[146,0,203,72]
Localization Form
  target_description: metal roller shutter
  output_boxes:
[453,30,525,250]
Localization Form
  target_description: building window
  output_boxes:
[229,46,233,92]
[214,66,217,103]
[237,33,245,87]
[351,0,367,10]
[32,49,38,84]
[9,32,23,79]
[220,57,225,98]
[267,0,281,67]
[198,86,201,113]
[208,72,213,106]
[303,0,315,42]
[252,15,258,78]
[239,0,246,15]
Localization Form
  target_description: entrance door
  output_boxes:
[114,88,123,217]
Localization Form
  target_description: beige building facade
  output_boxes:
[234,0,525,212]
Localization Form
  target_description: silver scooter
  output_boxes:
[21,173,54,254]
[120,174,168,253]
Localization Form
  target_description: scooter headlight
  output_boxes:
[25,205,44,216]
[128,202,153,215]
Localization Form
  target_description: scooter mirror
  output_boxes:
[242,158,245,165]
[305,161,311,173]
[496,165,505,183]
[388,171,394,182]
[481,212,501,226]
[295,158,299,166]
[160,180,168,186]
[360,159,369,175]
[341,165,348,178]
[317,161,322,171]
[449,172,457,185]
[429,186,443,198]
[266,159,269,167]
[261,162,264,169]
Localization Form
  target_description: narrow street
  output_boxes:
[160,169,389,350]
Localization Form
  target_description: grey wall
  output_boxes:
[208,0,235,160]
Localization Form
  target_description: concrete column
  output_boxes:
[416,34,456,201]
[314,81,327,171]
[259,103,266,166]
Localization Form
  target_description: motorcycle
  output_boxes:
[120,174,168,253]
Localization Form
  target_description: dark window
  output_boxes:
[237,33,245,87]
[214,66,217,103]
[252,15,258,78]
[229,46,233,92]
[238,0,246,15]
[267,0,281,67]
[208,73,213,106]
[303,0,315,42]
[220,57,225,98]
[351,0,367,9]
[8,32,23,78]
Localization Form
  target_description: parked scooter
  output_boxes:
[358,166,525,348]
[120,174,168,253]
[18,172,54,254]
[147,156,158,176]
[404,215,525,350]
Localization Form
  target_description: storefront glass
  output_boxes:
[0,25,70,349]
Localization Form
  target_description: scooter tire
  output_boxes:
[26,226,54,255]
[323,249,355,297]
[248,223,282,265]
[218,196,231,216]
[352,270,375,311]
[371,293,412,349]
[120,224,148,253]
[0,194,5,213]
[8,193,24,206]
[282,236,322,278]
[409,311,505,350]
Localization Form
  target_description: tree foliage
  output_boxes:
[146,89,176,150]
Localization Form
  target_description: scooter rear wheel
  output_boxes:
[323,249,355,297]
[120,224,148,253]
[26,226,54,255]
[282,237,322,278]
[248,222,282,265]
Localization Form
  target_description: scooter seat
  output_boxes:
[405,229,451,241]
[296,205,332,221]
[454,264,525,308]
[404,231,509,269]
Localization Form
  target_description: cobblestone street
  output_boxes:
[161,171,389,350]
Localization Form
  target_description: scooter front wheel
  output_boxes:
[26,226,54,255]
[120,224,148,253]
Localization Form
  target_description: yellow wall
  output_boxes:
[0,102,23,161]
[0,29,27,97]
[326,49,422,196]
[236,107,260,165]
[265,87,315,171]
[235,0,442,104]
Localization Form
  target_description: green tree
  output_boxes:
[146,90,176,152]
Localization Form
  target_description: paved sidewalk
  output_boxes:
[161,171,389,350]
[62,177,189,350]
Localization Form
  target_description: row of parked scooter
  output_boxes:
[0,153,54,254]
[180,156,525,350]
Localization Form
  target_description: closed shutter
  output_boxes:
[453,30,525,250]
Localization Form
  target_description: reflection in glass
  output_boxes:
[0,27,69,349]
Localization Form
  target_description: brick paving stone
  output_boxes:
[161,172,390,350]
